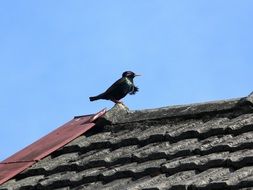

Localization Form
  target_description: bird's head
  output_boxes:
[122,71,141,78]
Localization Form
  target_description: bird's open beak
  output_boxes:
[134,74,141,77]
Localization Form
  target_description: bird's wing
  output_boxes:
[104,77,125,94]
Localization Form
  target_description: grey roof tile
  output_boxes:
[72,182,103,190]
[227,113,253,131]
[29,152,79,172]
[103,145,138,164]
[38,171,76,187]
[162,152,230,174]
[214,166,253,187]
[0,175,44,190]
[183,168,232,188]
[126,174,167,190]
[142,170,197,190]
[239,175,253,189]
[228,149,253,168]
[91,178,132,190]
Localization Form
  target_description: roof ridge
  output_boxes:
[98,96,253,125]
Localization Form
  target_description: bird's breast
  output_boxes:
[125,77,133,86]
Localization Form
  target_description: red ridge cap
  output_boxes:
[0,109,106,186]
[89,108,107,123]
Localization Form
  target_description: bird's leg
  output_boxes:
[111,99,124,104]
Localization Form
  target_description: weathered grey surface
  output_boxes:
[1,94,253,190]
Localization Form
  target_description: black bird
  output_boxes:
[89,71,140,103]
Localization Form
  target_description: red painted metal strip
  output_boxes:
[89,108,107,123]
[2,116,93,163]
[2,109,106,164]
[0,109,106,185]
[0,162,35,185]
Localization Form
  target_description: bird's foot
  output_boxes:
[112,99,124,105]
[112,100,129,111]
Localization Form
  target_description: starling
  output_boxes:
[89,71,140,103]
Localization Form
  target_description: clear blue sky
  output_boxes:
[0,1,252,161]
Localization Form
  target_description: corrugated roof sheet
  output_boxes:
[0,109,106,185]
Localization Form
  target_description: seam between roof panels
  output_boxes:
[74,109,107,121]
[0,160,36,164]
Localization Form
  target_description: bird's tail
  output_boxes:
[89,94,104,101]
[89,96,99,101]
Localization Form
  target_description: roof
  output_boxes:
[1,93,253,190]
